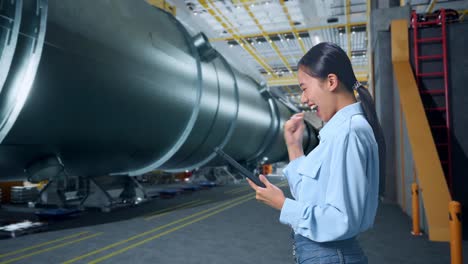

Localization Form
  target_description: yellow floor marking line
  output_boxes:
[277,182,288,188]
[62,194,252,264]
[228,180,288,194]
[224,179,288,193]
[143,199,202,219]
[144,199,212,221]
[223,185,250,194]
[0,231,90,258]
[230,188,252,195]
[0,232,102,264]
[88,196,255,264]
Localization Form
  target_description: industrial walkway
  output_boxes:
[0,178,465,264]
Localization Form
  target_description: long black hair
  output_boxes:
[298,42,386,197]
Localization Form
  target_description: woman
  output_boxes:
[247,42,385,264]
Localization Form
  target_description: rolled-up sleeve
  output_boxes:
[280,131,369,242]
[282,155,305,199]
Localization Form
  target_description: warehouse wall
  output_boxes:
[446,22,468,238]
[371,5,411,204]
[373,5,468,238]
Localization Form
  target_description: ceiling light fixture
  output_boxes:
[313,34,321,45]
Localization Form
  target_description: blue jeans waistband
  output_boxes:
[293,232,358,248]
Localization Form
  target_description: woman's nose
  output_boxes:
[300,92,307,104]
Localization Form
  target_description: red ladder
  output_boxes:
[411,9,452,193]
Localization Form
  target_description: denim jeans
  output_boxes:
[292,232,368,264]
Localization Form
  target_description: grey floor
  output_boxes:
[0,178,466,264]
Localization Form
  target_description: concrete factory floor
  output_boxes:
[0,177,466,264]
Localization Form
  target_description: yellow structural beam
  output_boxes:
[356,76,368,83]
[199,0,276,76]
[262,55,301,62]
[209,23,367,42]
[346,0,352,58]
[145,0,176,15]
[426,0,438,13]
[240,0,294,74]
[459,10,467,21]
[267,74,367,87]
[391,19,451,241]
[267,76,298,86]
[366,0,374,96]
[279,0,307,54]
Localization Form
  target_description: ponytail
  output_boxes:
[356,84,386,197]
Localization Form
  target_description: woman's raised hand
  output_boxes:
[284,112,305,147]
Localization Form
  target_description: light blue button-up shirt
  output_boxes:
[280,102,379,242]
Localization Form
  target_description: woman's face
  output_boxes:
[297,68,337,122]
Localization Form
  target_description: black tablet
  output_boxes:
[214,147,266,188]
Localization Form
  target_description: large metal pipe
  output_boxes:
[0,0,317,181]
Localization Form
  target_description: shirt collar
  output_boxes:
[318,102,363,142]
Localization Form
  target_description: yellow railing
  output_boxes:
[391,19,451,241]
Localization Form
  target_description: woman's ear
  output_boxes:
[326,74,339,92]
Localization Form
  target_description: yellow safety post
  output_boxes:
[411,183,423,235]
[449,201,463,264]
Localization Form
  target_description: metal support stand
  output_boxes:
[37,175,87,208]
[80,175,147,212]
[38,179,65,207]
[190,166,243,185]
[213,166,241,185]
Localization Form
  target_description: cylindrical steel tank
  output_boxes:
[0,0,317,181]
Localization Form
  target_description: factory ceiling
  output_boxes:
[165,0,467,108]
